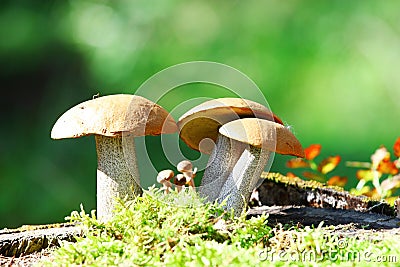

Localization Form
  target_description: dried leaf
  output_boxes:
[286,158,310,168]
[394,137,400,158]
[371,146,390,169]
[327,176,348,187]
[377,158,399,175]
[304,144,321,160]
[317,156,341,174]
[302,171,325,182]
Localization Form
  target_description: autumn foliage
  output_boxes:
[286,137,400,203]
[349,138,400,202]
[286,143,347,187]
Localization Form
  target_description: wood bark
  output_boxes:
[251,172,395,217]
[0,223,82,257]
[247,206,400,229]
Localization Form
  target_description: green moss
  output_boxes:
[261,172,344,192]
[40,186,400,266]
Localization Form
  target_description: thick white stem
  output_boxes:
[96,135,141,221]
[199,134,245,202]
[218,146,271,216]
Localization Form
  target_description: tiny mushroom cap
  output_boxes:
[177,160,193,173]
[51,94,178,221]
[178,98,283,154]
[157,169,175,183]
[219,118,305,158]
[157,169,174,195]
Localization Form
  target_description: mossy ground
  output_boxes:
[39,187,400,267]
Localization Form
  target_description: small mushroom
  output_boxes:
[178,98,283,202]
[173,173,187,192]
[176,160,197,190]
[157,170,174,194]
[217,118,304,216]
[51,94,177,221]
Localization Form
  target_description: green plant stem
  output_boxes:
[346,161,372,168]
[356,179,366,191]
[309,160,318,171]
[372,170,383,198]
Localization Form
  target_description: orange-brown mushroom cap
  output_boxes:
[219,118,305,158]
[177,98,283,154]
[51,94,177,139]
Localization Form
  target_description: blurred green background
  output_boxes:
[1,0,399,228]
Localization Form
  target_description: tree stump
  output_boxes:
[251,172,395,216]
[0,223,82,257]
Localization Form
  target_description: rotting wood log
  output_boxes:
[247,205,400,229]
[251,172,395,217]
[0,223,82,257]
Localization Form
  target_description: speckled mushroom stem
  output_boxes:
[96,135,142,221]
[199,134,246,203]
[218,146,271,216]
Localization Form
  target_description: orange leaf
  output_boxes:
[327,176,348,187]
[377,158,399,175]
[286,158,310,168]
[304,144,321,160]
[286,172,297,178]
[302,171,325,182]
[317,156,341,174]
[394,137,400,158]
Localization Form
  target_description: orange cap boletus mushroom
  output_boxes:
[217,118,304,216]
[177,98,283,202]
[51,94,177,221]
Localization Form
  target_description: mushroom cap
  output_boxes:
[219,118,305,157]
[177,160,193,173]
[177,98,283,154]
[51,94,177,139]
[157,169,175,183]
